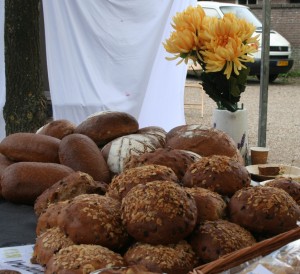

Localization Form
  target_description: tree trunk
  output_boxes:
[4,0,47,135]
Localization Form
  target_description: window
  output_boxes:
[238,0,257,4]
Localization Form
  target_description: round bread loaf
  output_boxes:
[182,155,251,197]
[184,187,227,224]
[137,126,167,147]
[106,164,179,201]
[57,194,129,250]
[74,110,139,146]
[31,227,74,266]
[59,133,111,183]
[228,186,300,236]
[0,153,14,198]
[166,125,243,164]
[36,119,76,139]
[34,171,108,216]
[189,219,256,263]
[102,133,163,175]
[264,177,300,205]
[1,162,74,205]
[123,147,201,180]
[36,201,69,236]
[44,244,125,274]
[121,181,197,245]
[124,241,199,274]
[0,132,60,163]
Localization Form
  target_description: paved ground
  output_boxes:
[184,75,300,168]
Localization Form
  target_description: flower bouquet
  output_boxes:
[163,5,259,112]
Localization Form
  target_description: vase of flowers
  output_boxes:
[163,5,259,163]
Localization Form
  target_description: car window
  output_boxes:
[202,7,221,18]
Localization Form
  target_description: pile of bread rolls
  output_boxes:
[0,110,299,274]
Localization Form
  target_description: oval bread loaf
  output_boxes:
[58,133,111,183]
[36,119,76,139]
[1,162,74,204]
[0,132,60,163]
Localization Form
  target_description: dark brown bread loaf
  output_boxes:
[106,164,179,201]
[166,125,244,164]
[34,171,108,216]
[123,147,201,180]
[264,177,300,205]
[58,133,111,183]
[121,181,197,245]
[102,133,163,175]
[36,201,69,236]
[45,244,125,274]
[57,194,129,250]
[184,187,227,224]
[0,153,14,198]
[182,155,251,197]
[124,241,199,274]
[74,110,139,146]
[0,132,60,163]
[189,219,256,263]
[229,186,300,236]
[36,119,76,139]
[31,227,74,266]
[1,162,74,205]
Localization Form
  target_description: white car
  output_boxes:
[188,1,294,82]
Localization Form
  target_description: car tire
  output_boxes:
[256,74,278,83]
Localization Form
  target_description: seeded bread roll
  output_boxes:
[182,155,251,197]
[74,110,139,146]
[121,181,197,245]
[184,187,227,224]
[36,201,69,236]
[166,125,244,164]
[124,147,201,180]
[124,241,199,274]
[31,227,74,266]
[229,186,300,236]
[57,194,129,250]
[44,244,125,274]
[59,133,111,183]
[34,171,108,216]
[0,132,60,163]
[1,162,74,205]
[102,133,163,175]
[95,265,161,274]
[189,219,256,263]
[264,177,300,205]
[106,164,179,201]
[36,119,76,139]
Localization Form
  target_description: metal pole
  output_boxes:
[258,0,271,147]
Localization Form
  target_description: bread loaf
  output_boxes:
[58,133,111,183]
[36,119,76,139]
[74,110,139,146]
[1,162,74,204]
[34,171,108,216]
[0,153,14,198]
[0,132,60,163]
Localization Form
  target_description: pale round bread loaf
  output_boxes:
[31,227,74,266]
[121,181,197,245]
[74,110,139,146]
[124,241,199,274]
[59,133,111,183]
[189,219,256,263]
[57,194,129,250]
[123,147,201,180]
[182,155,251,197]
[106,164,179,201]
[166,125,243,164]
[102,133,163,175]
[44,244,125,274]
[184,187,227,224]
[36,119,76,139]
[229,186,300,236]
[34,171,108,216]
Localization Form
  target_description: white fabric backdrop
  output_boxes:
[43,0,196,131]
[0,0,5,141]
